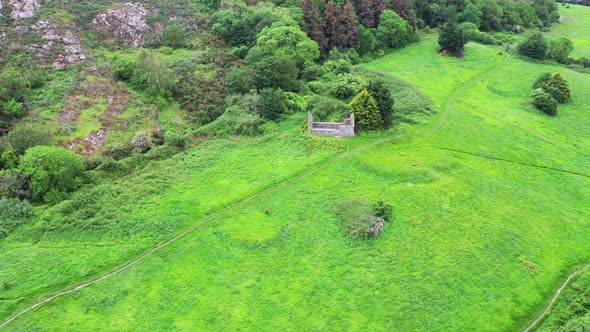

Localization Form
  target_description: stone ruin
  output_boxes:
[307,112,355,137]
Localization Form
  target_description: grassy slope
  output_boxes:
[0,129,347,322]
[535,268,590,331]
[4,14,590,329]
[547,4,590,59]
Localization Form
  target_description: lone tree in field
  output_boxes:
[544,73,571,104]
[438,22,467,55]
[518,31,548,60]
[349,89,384,131]
[532,72,571,104]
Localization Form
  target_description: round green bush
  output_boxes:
[530,88,558,116]
[19,146,85,202]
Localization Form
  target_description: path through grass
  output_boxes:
[3,32,590,331]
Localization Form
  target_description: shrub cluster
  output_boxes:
[529,73,571,115]
[336,198,394,240]
[0,198,34,239]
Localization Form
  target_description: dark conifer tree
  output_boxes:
[390,0,411,22]
[340,0,358,48]
[358,0,374,28]
[302,0,328,51]
[371,0,385,26]
[324,1,341,50]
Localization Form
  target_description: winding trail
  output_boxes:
[523,262,590,332]
[1,54,512,329]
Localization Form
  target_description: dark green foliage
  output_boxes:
[0,68,30,128]
[0,99,25,118]
[0,170,30,199]
[533,72,571,104]
[373,200,393,222]
[1,125,52,155]
[258,88,287,121]
[460,3,483,28]
[165,134,188,149]
[543,73,571,103]
[577,57,590,68]
[548,37,574,64]
[211,8,278,48]
[113,57,137,81]
[478,0,506,31]
[253,56,299,91]
[301,64,324,81]
[0,198,34,238]
[330,73,364,99]
[518,31,548,60]
[355,25,377,56]
[302,0,327,51]
[162,24,187,49]
[324,59,352,75]
[249,22,320,70]
[533,0,559,26]
[0,69,29,103]
[376,10,416,49]
[349,89,384,131]
[18,146,85,202]
[536,282,590,332]
[530,88,558,115]
[439,22,467,54]
[306,95,351,121]
[0,146,18,170]
[533,72,552,89]
[365,80,395,127]
[413,0,552,31]
[175,72,226,125]
[461,23,499,45]
[226,66,257,94]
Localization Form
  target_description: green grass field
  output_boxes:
[2,5,590,331]
[547,4,590,59]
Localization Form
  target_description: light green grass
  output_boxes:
[547,4,590,58]
[3,29,590,331]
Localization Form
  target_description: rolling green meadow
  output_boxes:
[0,7,590,331]
[547,4,590,59]
[2,4,590,331]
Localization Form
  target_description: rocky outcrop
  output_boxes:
[42,28,86,68]
[8,0,41,19]
[16,20,87,68]
[91,2,151,48]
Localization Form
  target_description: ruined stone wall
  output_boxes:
[308,112,355,137]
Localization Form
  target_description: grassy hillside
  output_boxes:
[3,21,590,330]
[547,4,590,59]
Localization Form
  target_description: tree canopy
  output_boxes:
[18,146,85,202]
[349,89,384,131]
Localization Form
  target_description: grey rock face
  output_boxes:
[8,0,42,19]
[91,2,151,48]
